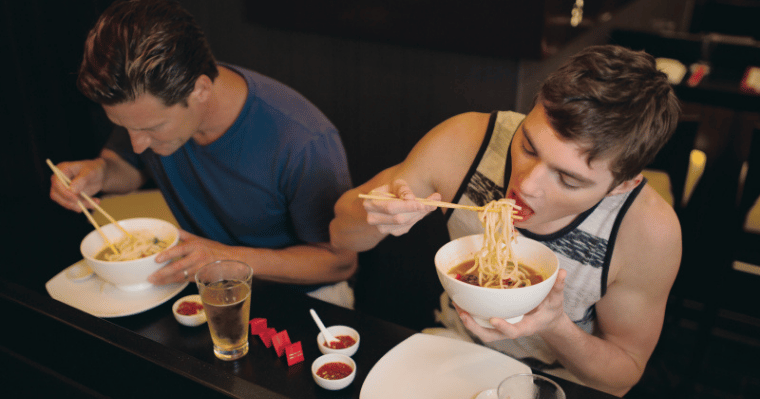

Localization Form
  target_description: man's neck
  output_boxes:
[193,65,248,146]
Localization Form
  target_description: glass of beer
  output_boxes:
[195,260,253,361]
[497,373,566,399]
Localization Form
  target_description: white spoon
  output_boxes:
[310,308,338,344]
[66,262,94,282]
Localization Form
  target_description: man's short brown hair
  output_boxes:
[537,45,681,187]
[77,0,218,106]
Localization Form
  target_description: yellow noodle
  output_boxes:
[471,198,532,288]
[96,230,172,261]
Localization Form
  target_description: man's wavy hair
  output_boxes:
[77,0,219,106]
[536,45,681,187]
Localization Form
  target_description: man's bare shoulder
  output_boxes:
[402,112,492,200]
[627,185,681,246]
[418,112,491,148]
[611,184,682,286]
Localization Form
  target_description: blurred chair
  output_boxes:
[642,116,704,214]
[728,122,760,314]
[677,123,760,399]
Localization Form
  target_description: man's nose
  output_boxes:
[519,161,547,198]
[128,131,151,154]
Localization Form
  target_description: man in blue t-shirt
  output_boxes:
[49,0,356,307]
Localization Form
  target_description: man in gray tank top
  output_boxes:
[330,45,681,397]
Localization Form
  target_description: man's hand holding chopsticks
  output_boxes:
[362,179,441,237]
[49,159,107,213]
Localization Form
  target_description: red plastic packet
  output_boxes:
[272,330,291,357]
[249,318,267,335]
[285,341,304,366]
[259,327,276,348]
[687,63,710,87]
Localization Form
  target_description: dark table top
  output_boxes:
[1,277,618,399]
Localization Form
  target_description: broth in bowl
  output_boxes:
[449,259,545,288]
[94,230,174,262]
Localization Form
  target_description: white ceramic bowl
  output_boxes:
[312,353,356,391]
[317,325,360,357]
[434,234,559,328]
[172,294,206,327]
[80,217,179,291]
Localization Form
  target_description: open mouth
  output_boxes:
[507,191,534,220]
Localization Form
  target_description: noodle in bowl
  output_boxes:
[434,234,559,328]
[80,218,179,291]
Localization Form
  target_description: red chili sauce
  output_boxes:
[177,301,204,315]
[316,362,353,380]
[324,335,356,349]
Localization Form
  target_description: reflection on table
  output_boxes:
[2,277,617,398]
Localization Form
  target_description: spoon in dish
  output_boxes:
[310,308,339,345]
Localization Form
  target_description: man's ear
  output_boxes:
[607,173,644,196]
[189,74,212,104]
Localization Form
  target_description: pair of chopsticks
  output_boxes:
[46,159,132,254]
[358,191,522,218]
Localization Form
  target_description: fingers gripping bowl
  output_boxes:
[434,234,559,328]
[80,217,179,291]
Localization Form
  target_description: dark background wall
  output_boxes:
[2,0,690,329]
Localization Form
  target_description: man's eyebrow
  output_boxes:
[522,125,594,185]
[120,122,165,131]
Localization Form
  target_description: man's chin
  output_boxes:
[151,147,176,156]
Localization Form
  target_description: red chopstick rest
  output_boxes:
[285,341,304,366]
[259,327,277,348]
[272,330,291,357]
[249,318,267,335]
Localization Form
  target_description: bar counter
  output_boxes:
[1,278,618,398]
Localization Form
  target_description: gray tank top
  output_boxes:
[445,111,644,374]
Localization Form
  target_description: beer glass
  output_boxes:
[195,260,253,361]
[497,373,566,399]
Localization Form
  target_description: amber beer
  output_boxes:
[196,260,253,361]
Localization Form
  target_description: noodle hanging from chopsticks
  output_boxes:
[464,198,532,288]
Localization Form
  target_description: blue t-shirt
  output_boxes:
[107,64,351,249]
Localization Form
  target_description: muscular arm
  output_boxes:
[150,230,357,285]
[245,242,357,284]
[330,112,491,251]
[539,187,681,396]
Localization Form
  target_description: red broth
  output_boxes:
[316,362,353,380]
[177,301,204,315]
[449,259,545,287]
[324,335,356,349]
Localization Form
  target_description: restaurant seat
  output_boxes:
[642,117,704,214]
[354,211,448,331]
[727,123,760,314]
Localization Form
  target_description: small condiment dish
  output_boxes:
[312,353,356,391]
[317,325,360,356]
[172,294,206,327]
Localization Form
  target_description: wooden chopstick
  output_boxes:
[46,159,132,239]
[46,160,120,254]
[359,192,522,219]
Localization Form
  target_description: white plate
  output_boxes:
[475,389,497,399]
[360,333,531,399]
[46,260,188,318]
